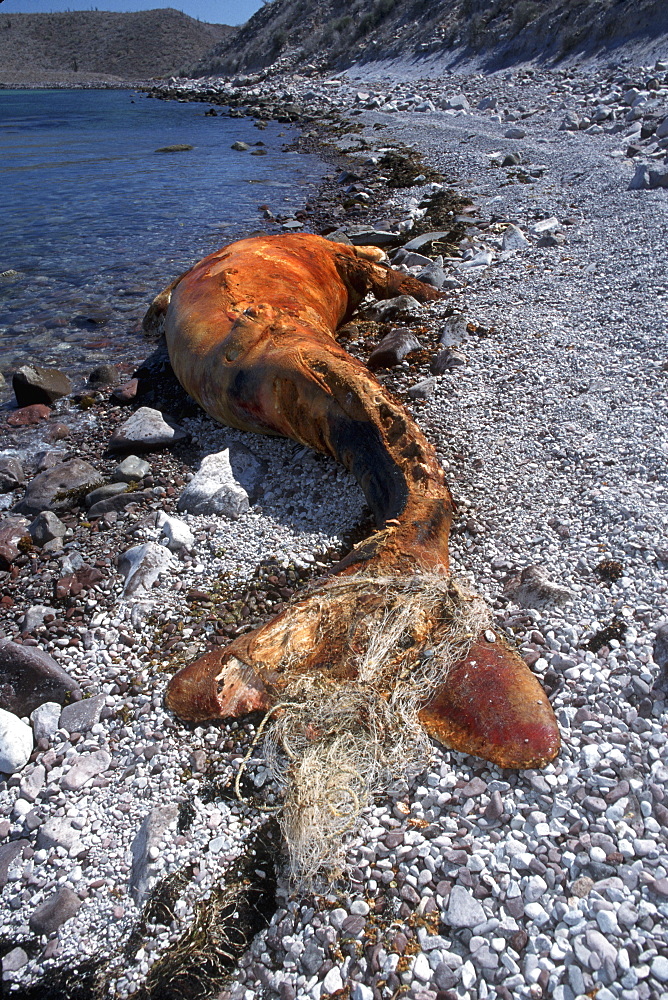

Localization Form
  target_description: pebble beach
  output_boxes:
[1,48,668,1000]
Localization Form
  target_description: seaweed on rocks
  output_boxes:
[586,618,628,653]
[130,823,281,1000]
[3,957,108,1000]
[379,149,442,188]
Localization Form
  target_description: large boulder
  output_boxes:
[12,365,72,407]
[13,460,101,516]
[0,638,81,716]
[177,448,249,518]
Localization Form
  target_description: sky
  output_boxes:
[0,0,266,26]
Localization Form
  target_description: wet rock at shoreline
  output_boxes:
[0,457,24,493]
[6,404,51,428]
[14,459,101,516]
[12,365,72,407]
[88,364,120,386]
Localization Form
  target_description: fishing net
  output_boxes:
[236,573,490,887]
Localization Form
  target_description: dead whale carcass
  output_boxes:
[144,233,560,880]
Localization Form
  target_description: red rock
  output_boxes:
[112,378,139,403]
[0,543,19,571]
[44,422,71,442]
[54,565,104,599]
[0,596,14,607]
[6,404,51,427]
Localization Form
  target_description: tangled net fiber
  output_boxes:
[236,573,490,887]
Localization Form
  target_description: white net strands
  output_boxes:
[239,573,491,888]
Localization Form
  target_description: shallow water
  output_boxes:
[0,89,325,391]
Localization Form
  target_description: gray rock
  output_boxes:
[13,365,72,406]
[2,946,29,972]
[177,449,249,519]
[655,115,668,139]
[118,541,175,596]
[440,313,469,347]
[408,377,440,400]
[59,694,106,734]
[0,707,33,774]
[502,224,531,251]
[157,513,194,552]
[85,482,128,508]
[108,406,188,452]
[505,565,572,609]
[485,790,505,820]
[417,262,448,288]
[504,126,526,139]
[530,217,560,234]
[19,763,45,801]
[35,449,66,472]
[432,348,466,375]
[654,623,668,672]
[433,963,458,989]
[61,750,111,791]
[13,459,101,516]
[87,489,152,517]
[365,295,422,321]
[130,804,179,904]
[30,701,62,741]
[37,817,83,853]
[111,455,150,483]
[27,511,66,546]
[346,229,399,247]
[651,956,668,983]
[0,457,24,492]
[478,96,498,111]
[0,840,28,890]
[231,141,250,151]
[156,143,193,153]
[442,93,469,110]
[368,329,421,370]
[0,638,80,715]
[29,886,81,935]
[585,927,617,965]
[444,885,486,928]
[402,231,455,252]
[20,604,57,634]
[301,940,326,975]
[226,443,266,501]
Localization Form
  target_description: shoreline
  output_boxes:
[1,56,668,1000]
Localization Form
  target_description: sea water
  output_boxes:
[0,88,325,389]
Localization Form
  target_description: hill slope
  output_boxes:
[0,8,233,86]
[191,0,668,77]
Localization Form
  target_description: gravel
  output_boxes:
[1,49,667,1000]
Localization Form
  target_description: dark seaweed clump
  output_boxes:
[595,558,624,582]
[587,618,628,653]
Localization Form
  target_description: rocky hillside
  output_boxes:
[191,0,668,76]
[0,8,233,87]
